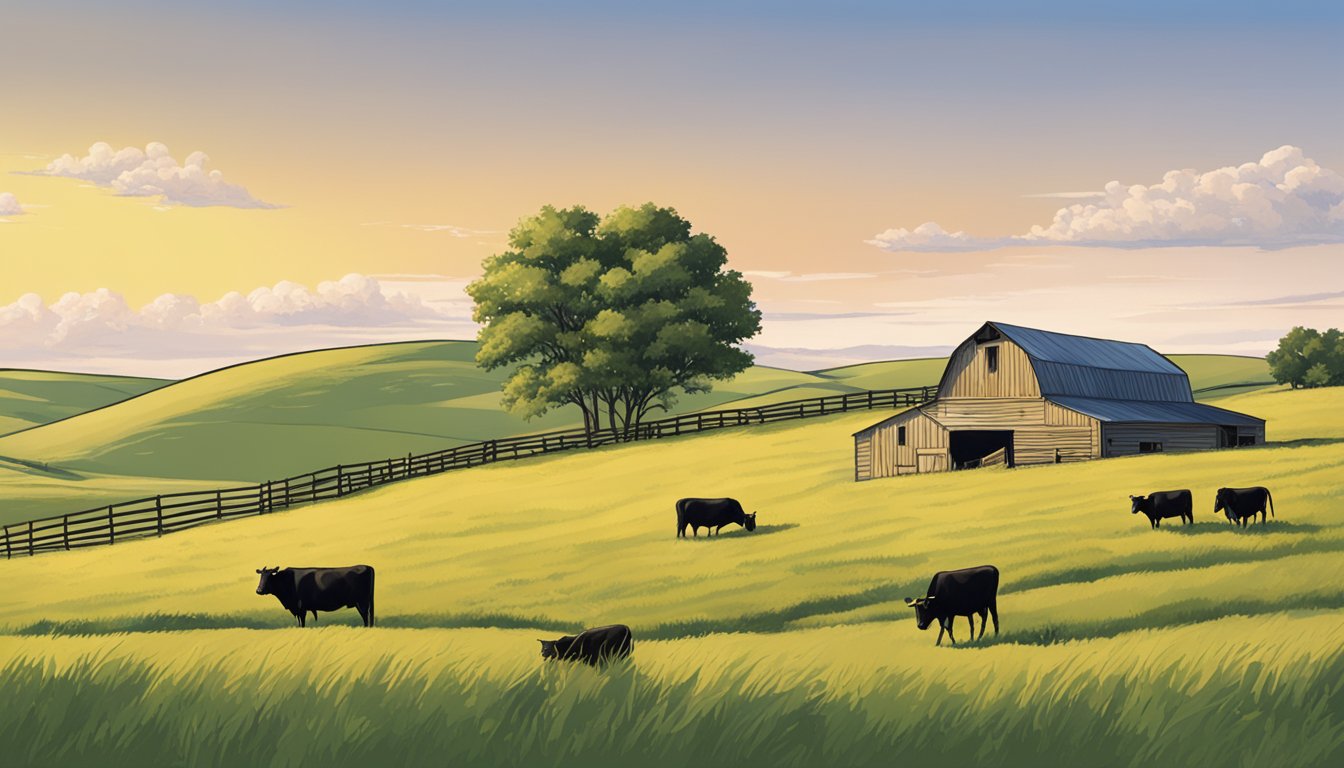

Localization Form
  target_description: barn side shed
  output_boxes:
[854,321,1265,480]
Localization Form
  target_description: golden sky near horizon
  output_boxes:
[1,1,1341,376]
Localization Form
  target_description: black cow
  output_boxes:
[1129,489,1193,529]
[1214,486,1275,527]
[539,624,633,665]
[255,565,375,627]
[904,565,1000,646]
[675,497,757,538]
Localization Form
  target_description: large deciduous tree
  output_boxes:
[1266,326,1344,388]
[467,203,761,434]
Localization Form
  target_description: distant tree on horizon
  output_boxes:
[467,203,761,434]
[1267,326,1344,388]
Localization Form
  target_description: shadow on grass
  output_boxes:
[1262,437,1344,449]
[1161,520,1322,536]
[678,523,800,540]
[9,610,563,636]
[969,591,1344,648]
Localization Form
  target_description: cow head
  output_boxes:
[1213,488,1229,515]
[1129,495,1144,514]
[904,596,936,630]
[255,566,281,595]
[538,639,558,660]
[744,512,757,532]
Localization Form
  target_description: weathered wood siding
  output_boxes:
[922,398,1044,427]
[1045,400,1102,457]
[857,409,948,479]
[1102,423,1219,457]
[1238,424,1266,445]
[855,434,873,481]
[937,339,1040,399]
[1014,426,1095,465]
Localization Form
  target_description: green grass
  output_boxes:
[0,342,936,488]
[0,369,168,437]
[0,386,1340,765]
[1169,354,1275,399]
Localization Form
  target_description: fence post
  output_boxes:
[29,520,35,556]
[258,484,265,514]
[108,505,115,545]
[284,478,291,507]
[156,495,164,536]
[336,465,344,497]
[64,516,70,550]
[407,452,413,477]
[3,525,9,559]
[216,489,223,520]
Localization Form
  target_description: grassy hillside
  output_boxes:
[0,386,1340,765]
[1171,354,1276,399]
[0,342,915,487]
[0,369,168,437]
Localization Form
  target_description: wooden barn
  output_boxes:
[853,322,1265,481]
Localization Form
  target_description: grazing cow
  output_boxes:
[1214,486,1275,527]
[904,565,1000,646]
[675,497,757,538]
[539,624,633,665]
[255,565,375,627]
[1129,490,1193,529]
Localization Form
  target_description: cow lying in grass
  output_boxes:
[539,624,633,665]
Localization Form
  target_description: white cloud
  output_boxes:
[34,142,277,209]
[866,222,993,253]
[871,146,1344,252]
[0,192,22,216]
[0,274,478,377]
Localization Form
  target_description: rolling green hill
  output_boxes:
[0,369,169,437]
[0,385,1339,766]
[0,342,883,486]
[0,344,1276,525]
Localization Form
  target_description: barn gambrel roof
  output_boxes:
[1048,396,1264,427]
[985,322,1193,402]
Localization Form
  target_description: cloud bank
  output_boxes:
[34,142,277,209]
[0,274,477,377]
[870,146,1344,252]
[0,192,22,216]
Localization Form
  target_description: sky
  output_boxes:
[1,0,1341,376]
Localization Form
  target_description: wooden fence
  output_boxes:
[1,385,937,558]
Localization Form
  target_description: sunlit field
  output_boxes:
[1,385,1340,766]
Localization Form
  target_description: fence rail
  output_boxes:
[2,385,937,558]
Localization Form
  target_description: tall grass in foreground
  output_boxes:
[4,617,1342,768]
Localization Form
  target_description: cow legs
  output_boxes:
[935,623,946,646]
[966,614,975,639]
[977,609,989,640]
[989,602,1000,635]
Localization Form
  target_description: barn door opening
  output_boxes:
[950,430,1014,469]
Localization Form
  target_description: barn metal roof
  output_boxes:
[988,322,1193,401]
[990,322,1185,374]
[1048,396,1264,426]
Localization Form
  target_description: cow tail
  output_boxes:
[1267,488,1275,518]
[367,567,376,627]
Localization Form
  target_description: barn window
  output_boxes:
[1139,442,1163,453]
[986,345,999,373]
[898,426,907,446]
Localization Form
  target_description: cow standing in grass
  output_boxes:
[1130,490,1193,529]
[255,565,376,627]
[539,624,633,665]
[675,497,757,538]
[1215,486,1275,527]
[904,565,1000,646]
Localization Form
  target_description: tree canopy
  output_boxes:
[1266,326,1344,388]
[467,203,761,433]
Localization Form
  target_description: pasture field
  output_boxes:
[1,385,1341,766]
[0,369,168,437]
[0,347,1269,527]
